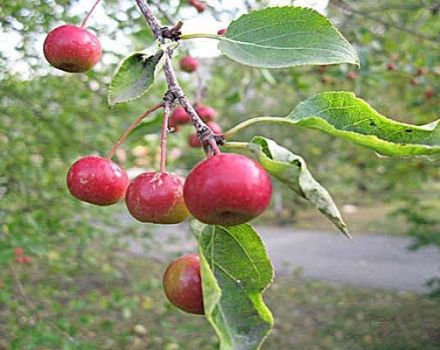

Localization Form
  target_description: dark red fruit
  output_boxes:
[188,122,222,148]
[179,56,199,73]
[187,0,207,13]
[15,257,26,264]
[169,107,191,129]
[14,247,24,256]
[163,254,204,315]
[195,105,217,122]
[386,62,397,71]
[22,256,33,264]
[43,25,102,73]
[424,88,435,99]
[67,156,129,206]
[184,153,272,226]
[217,28,227,35]
[125,172,189,224]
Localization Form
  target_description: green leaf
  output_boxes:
[289,92,440,156]
[196,223,274,350]
[108,47,165,106]
[127,112,163,139]
[218,6,358,68]
[247,137,349,237]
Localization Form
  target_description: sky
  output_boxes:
[0,0,329,75]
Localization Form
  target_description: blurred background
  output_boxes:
[0,0,439,349]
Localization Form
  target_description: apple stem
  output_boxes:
[80,0,102,28]
[223,117,292,139]
[106,103,163,160]
[160,100,172,173]
[134,0,224,156]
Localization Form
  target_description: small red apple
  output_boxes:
[169,107,191,129]
[125,172,189,224]
[15,256,25,264]
[43,25,102,73]
[188,122,222,148]
[187,0,207,13]
[217,28,227,35]
[386,62,397,71]
[67,156,129,205]
[179,56,199,73]
[195,105,217,122]
[163,254,204,315]
[424,88,435,99]
[22,256,33,264]
[184,153,272,226]
[14,247,24,256]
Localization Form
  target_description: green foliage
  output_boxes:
[108,47,165,106]
[218,7,359,68]
[247,136,348,236]
[196,223,273,350]
[289,92,440,156]
[226,92,440,157]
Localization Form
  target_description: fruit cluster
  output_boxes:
[45,0,273,316]
[14,247,32,264]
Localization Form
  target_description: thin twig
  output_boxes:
[134,0,223,155]
[331,0,440,45]
[80,0,102,28]
[106,103,163,160]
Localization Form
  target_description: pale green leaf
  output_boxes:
[218,6,358,68]
[196,223,274,350]
[289,92,440,156]
[247,137,349,237]
[108,47,165,106]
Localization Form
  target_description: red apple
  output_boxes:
[195,105,217,122]
[424,88,435,99]
[43,25,102,73]
[163,254,204,315]
[125,172,189,224]
[169,107,191,129]
[179,56,199,73]
[67,156,129,205]
[22,256,33,264]
[188,122,222,148]
[184,153,272,226]
[217,28,227,35]
[187,0,207,13]
[14,247,24,256]
[386,62,397,71]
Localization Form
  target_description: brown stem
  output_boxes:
[106,103,163,160]
[134,0,223,155]
[80,0,102,28]
[160,100,171,173]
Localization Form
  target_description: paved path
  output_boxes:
[125,222,440,293]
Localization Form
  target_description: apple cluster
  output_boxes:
[44,6,273,316]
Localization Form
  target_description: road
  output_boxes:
[125,222,440,293]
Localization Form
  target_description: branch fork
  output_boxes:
[134,0,223,156]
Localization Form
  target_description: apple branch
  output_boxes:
[80,0,102,28]
[134,0,223,155]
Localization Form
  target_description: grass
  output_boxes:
[1,254,439,350]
